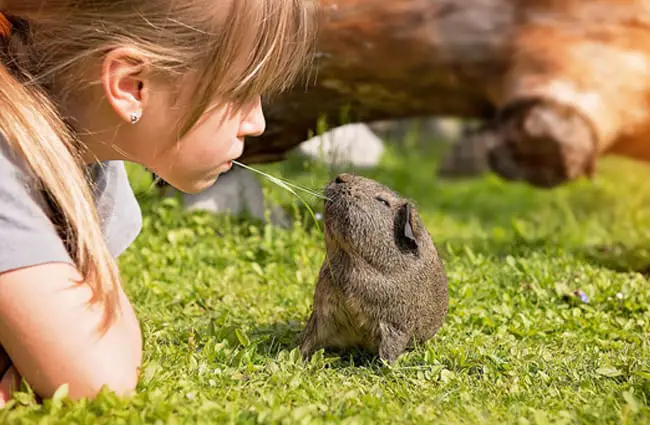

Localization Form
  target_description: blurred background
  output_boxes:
[127,0,650,273]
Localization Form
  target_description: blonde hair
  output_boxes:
[0,0,317,330]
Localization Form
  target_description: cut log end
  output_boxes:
[488,98,598,188]
[437,98,598,188]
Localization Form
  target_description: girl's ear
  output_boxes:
[101,47,148,124]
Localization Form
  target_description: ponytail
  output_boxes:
[0,13,121,330]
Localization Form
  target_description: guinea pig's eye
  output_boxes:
[375,196,390,207]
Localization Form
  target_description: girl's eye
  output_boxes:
[376,196,390,207]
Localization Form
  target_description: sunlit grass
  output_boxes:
[2,133,649,424]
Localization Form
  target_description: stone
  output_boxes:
[437,122,500,179]
[297,123,385,168]
[368,117,476,144]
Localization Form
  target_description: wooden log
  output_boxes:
[238,0,650,188]
[242,0,510,163]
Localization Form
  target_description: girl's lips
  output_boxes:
[216,161,232,174]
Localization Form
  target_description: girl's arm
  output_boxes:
[0,261,142,402]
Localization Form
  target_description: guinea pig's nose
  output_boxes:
[335,173,350,184]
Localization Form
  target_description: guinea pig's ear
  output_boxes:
[403,203,417,245]
[398,202,419,253]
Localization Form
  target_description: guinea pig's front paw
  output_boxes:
[377,322,410,364]
[298,313,321,361]
[299,338,319,362]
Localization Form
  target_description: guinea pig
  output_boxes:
[299,173,448,363]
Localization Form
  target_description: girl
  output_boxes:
[0,0,315,405]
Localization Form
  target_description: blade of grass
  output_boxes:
[232,160,329,201]
[231,160,325,234]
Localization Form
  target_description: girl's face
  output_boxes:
[131,77,267,194]
[77,58,267,194]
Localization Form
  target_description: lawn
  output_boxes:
[2,135,650,424]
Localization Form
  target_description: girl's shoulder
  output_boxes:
[0,136,142,274]
[86,159,144,257]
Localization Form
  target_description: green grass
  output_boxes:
[2,137,650,424]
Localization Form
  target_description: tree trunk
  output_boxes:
[239,0,650,188]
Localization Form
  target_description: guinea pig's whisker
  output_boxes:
[232,160,330,201]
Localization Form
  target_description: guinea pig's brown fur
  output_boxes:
[299,173,448,363]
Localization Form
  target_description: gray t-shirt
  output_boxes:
[0,137,142,274]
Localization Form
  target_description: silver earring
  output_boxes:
[130,110,142,125]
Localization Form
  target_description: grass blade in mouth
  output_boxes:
[231,160,326,233]
[232,160,330,201]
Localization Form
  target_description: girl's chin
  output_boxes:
[210,160,233,178]
[170,174,218,194]
[159,161,235,194]
[194,163,233,190]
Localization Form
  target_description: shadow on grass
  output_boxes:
[578,243,650,275]
[247,320,304,356]
[247,320,393,368]
[438,236,549,260]
[439,233,650,277]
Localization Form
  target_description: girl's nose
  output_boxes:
[239,96,266,137]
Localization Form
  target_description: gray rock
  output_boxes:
[368,116,475,144]
[437,122,500,179]
[297,123,385,168]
